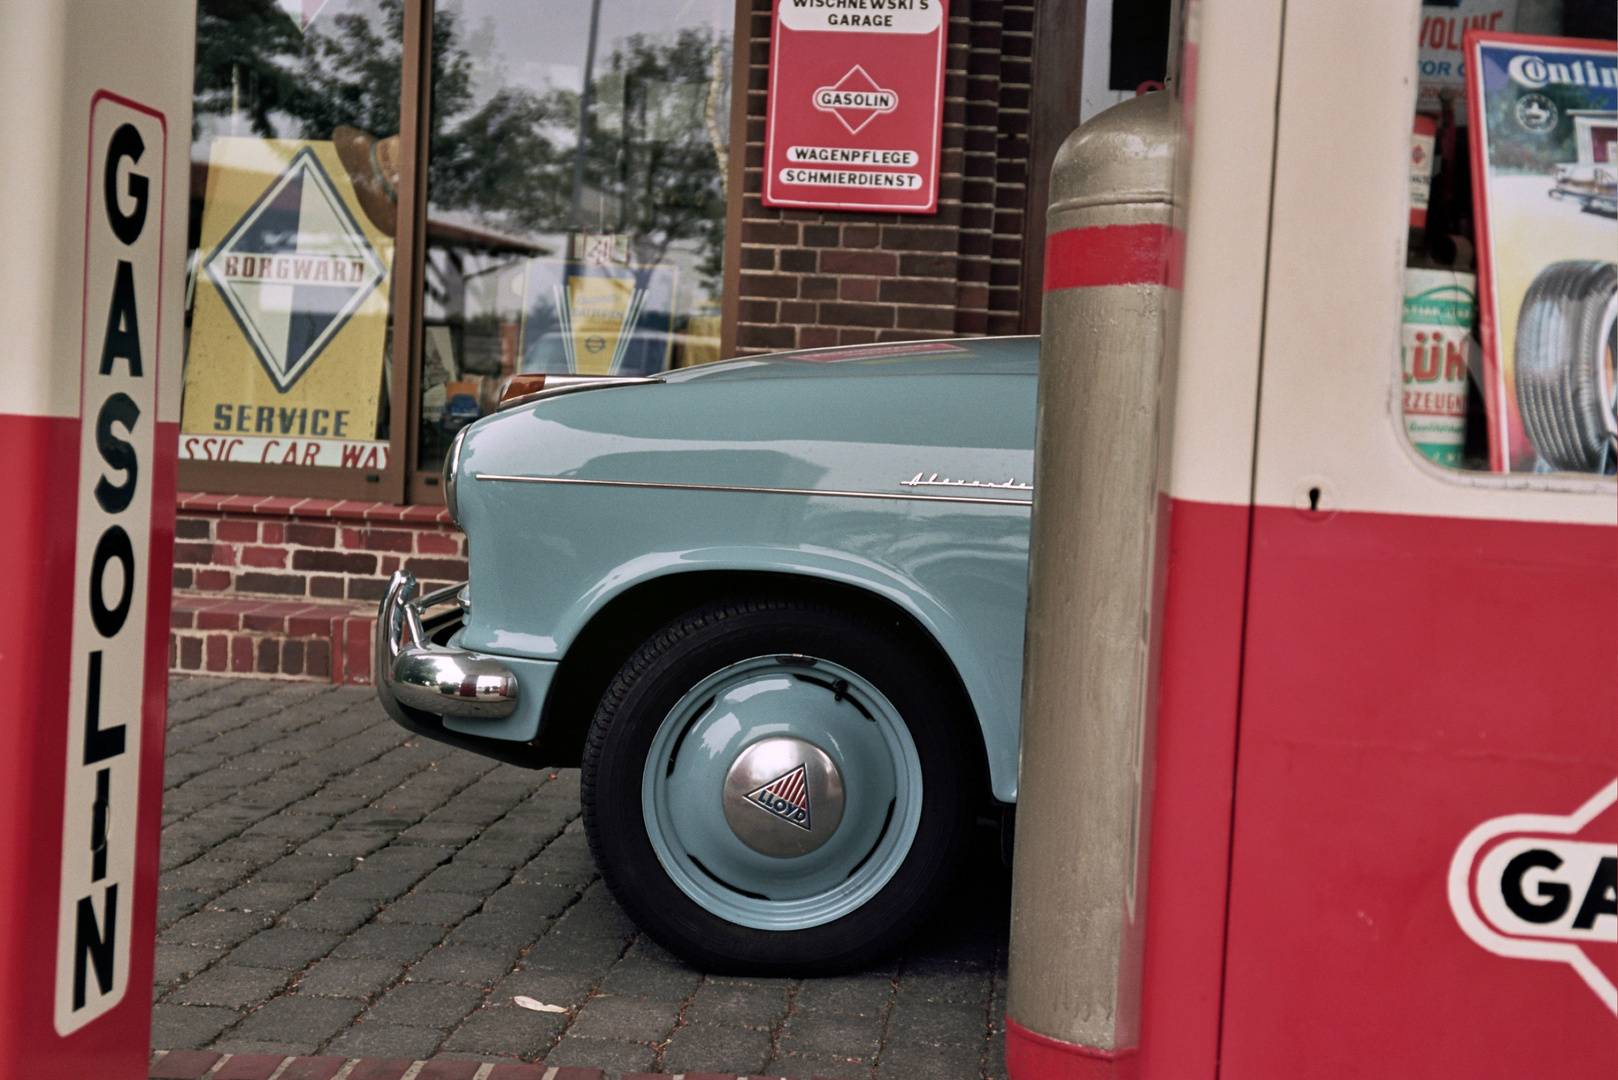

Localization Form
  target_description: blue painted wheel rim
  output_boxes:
[640,654,923,931]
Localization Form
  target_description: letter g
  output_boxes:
[104,123,148,245]
[1501,848,1571,924]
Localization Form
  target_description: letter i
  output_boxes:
[91,769,110,882]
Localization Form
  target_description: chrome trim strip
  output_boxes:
[442,425,468,526]
[472,472,1034,507]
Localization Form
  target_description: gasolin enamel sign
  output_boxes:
[55,91,167,1036]
[764,0,948,213]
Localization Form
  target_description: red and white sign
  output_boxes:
[54,91,169,1037]
[764,0,948,214]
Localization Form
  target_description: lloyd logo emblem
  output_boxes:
[746,765,813,831]
[1448,781,1617,1014]
[813,66,898,135]
[204,146,386,393]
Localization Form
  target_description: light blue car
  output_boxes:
[377,336,1037,973]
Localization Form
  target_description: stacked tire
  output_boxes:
[1513,260,1618,473]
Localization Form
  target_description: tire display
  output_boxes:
[580,596,975,974]
[1512,260,1618,472]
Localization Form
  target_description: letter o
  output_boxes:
[90,525,135,638]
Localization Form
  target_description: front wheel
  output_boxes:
[580,596,974,975]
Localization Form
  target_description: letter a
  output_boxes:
[99,261,143,377]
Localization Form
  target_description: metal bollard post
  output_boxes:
[1006,90,1181,1078]
[0,2,193,1075]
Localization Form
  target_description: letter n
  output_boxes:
[72,884,118,1010]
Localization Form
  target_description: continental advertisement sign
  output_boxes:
[180,137,392,468]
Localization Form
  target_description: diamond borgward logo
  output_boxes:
[813,65,898,135]
[204,147,386,393]
[746,765,813,831]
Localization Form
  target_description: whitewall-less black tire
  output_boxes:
[580,596,975,975]
[1513,260,1617,472]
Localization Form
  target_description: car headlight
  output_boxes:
[443,425,468,528]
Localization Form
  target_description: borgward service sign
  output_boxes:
[204,147,386,392]
[765,0,948,213]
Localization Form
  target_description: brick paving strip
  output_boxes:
[150,1056,887,1080]
[155,678,1011,1079]
[149,1051,601,1078]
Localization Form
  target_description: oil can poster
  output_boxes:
[1466,33,1616,473]
[519,260,676,377]
[181,137,393,466]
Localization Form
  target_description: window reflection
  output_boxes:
[418,0,732,472]
[181,1,405,472]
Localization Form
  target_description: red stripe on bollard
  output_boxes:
[1042,224,1184,292]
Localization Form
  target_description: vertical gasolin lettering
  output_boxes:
[55,96,166,1035]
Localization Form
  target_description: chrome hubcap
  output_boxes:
[640,655,924,930]
[722,737,846,857]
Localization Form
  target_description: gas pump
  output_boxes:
[0,2,193,1075]
[1007,1,1615,1078]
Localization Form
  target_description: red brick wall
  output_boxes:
[733,0,1036,354]
[171,495,466,604]
[169,495,466,683]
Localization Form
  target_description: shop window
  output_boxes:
[180,0,410,490]
[415,0,732,478]
[1401,0,1616,477]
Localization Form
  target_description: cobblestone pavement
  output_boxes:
[155,678,1012,1079]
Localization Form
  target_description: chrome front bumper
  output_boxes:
[376,571,519,720]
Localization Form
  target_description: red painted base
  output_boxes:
[0,414,175,1078]
[1005,1017,1139,1080]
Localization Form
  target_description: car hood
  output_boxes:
[454,336,1038,512]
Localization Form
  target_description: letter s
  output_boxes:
[94,392,140,513]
